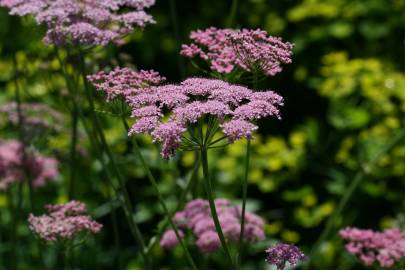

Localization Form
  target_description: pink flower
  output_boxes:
[160,229,184,249]
[160,198,266,253]
[87,67,166,101]
[28,201,102,243]
[339,227,405,268]
[0,0,156,46]
[181,27,294,76]
[265,243,306,270]
[103,75,282,158]
[0,140,59,191]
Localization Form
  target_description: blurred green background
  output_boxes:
[0,0,405,269]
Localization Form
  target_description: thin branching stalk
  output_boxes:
[12,55,47,268]
[237,139,250,268]
[145,153,201,253]
[197,120,235,268]
[200,145,236,269]
[55,47,151,267]
[12,55,36,211]
[304,126,405,269]
[68,101,78,200]
[121,118,199,270]
[236,71,258,268]
[76,49,152,268]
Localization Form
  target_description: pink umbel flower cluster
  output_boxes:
[265,243,306,270]
[339,227,405,268]
[0,140,59,190]
[28,200,102,243]
[0,0,156,46]
[181,27,294,76]
[87,67,166,102]
[160,198,265,253]
[0,102,65,132]
[93,73,283,158]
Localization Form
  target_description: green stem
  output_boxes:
[68,104,78,200]
[7,189,18,270]
[121,118,199,270]
[146,152,201,252]
[237,139,251,268]
[226,0,238,27]
[75,49,152,268]
[305,126,405,269]
[200,146,235,269]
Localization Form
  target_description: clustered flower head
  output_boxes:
[28,200,102,243]
[0,140,59,191]
[265,243,306,270]
[0,102,65,132]
[181,27,294,76]
[339,227,405,268]
[89,72,283,158]
[160,198,265,253]
[87,67,166,102]
[0,0,156,46]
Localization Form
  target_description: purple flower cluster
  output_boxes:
[160,198,265,253]
[0,140,59,190]
[28,200,102,242]
[0,102,65,131]
[265,243,306,270]
[339,227,405,268]
[87,67,166,101]
[93,73,283,158]
[0,0,156,46]
[181,27,294,76]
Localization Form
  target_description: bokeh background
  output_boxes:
[0,0,405,269]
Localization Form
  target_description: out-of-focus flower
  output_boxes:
[0,0,156,46]
[339,227,405,268]
[0,140,59,190]
[28,200,102,243]
[181,27,294,76]
[87,67,166,102]
[265,243,306,270]
[160,198,265,253]
[160,229,184,249]
[0,102,65,132]
[100,75,283,158]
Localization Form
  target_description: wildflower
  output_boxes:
[28,200,102,243]
[181,27,294,76]
[339,227,405,268]
[96,74,283,158]
[265,243,306,270]
[0,0,156,46]
[160,198,265,253]
[87,67,166,102]
[0,102,65,132]
[0,140,59,191]
[160,229,184,249]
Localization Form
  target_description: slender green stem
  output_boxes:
[12,55,47,269]
[145,152,201,253]
[68,104,78,200]
[74,49,152,268]
[305,126,405,269]
[200,146,235,269]
[12,55,35,211]
[7,189,18,270]
[226,0,238,27]
[122,118,199,270]
[237,139,251,268]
